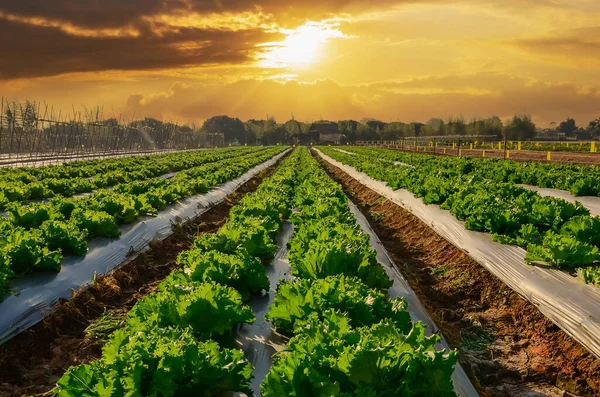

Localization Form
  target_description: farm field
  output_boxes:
[0,146,285,299]
[6,0,600,394]
[362,142,600,165]
[316,145,600,391]
[320,146,600,285]
[1,146,599,397]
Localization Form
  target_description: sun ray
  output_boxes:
[257,22,347,69]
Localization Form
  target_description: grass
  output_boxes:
[84,309,127,342]
[460,319,494,351]
[370,211,385,222]
[430,265,450,277]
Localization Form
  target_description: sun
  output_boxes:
[258,22,345,69]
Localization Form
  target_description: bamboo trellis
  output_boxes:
[0,99,205,166]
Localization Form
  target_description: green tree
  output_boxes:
[504,115,537,141]
[588,118,600,139]
[447,117,467,136]
[558,117,578,137]
[339,120,358,143]
[356,122,379,141]
[202,116,246,144]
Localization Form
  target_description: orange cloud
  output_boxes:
[122,75,600,126]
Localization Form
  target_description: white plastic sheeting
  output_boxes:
[333,148,357,155]
[0,148,198,168]
[0,150,290,345]
[235,222,294,397]
[315,149,600,360]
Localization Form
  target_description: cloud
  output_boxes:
[512,27,600,64]
[1,0,598,81]
[122,74,600,126]
[1,0,590,31]
[0,1,408,29]
[0,17,282,79]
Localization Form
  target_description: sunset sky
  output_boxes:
[1,0,599,127]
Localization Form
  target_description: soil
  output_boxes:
[0,156,285,397]
[316,152,600,397]
[371,144,600,165]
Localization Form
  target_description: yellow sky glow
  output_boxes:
[0,1,599,126]
[257,22,347,69]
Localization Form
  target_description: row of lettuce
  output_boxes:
[351,145,600,197]
[0,147,263,207]
[55,147,458,396]
[54,144,298,396]
[319,146,600,287]
[506,141,598,154]
[261,148,457,396]
[0,146,285,299]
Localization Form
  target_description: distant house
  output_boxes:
[535,129,567,141]
[309,122,342,144]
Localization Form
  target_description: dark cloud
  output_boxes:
[0,1,185,29]
[0,0,407,29]
[0,0,582,31]
[0,17,282,79]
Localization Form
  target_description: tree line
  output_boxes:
[199,114,600,145]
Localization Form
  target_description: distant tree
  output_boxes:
[202,115,246,143]
[412,122,425,137]
[504,115,537,141]
[466,117,503,139]
[361,118,386,132]
[447,117,467,136]
[21,101,37,130]
[558,118,578,137]
[260,116,292,145]
[339,120,359,143]
[381,122,406,140]
[426,118,443,129]
[587,118,600,139]
[356,122,380,141]
[284,119,301,135]
[426,118,447,135]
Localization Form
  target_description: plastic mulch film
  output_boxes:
[0,149,290,345]
[234,221,294,397]
[0,148,198,168]
[316,149,600,360]
[335,148,599,215]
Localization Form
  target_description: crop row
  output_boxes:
[54,143,298,396]
[349,146,600,197]
[261,147,457,396]
[55,147,458,396]
[319,146,600,287]
[0,147,266,207]
[506,141,597,153]
[0,147,285,299]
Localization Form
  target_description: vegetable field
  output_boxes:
[1,144,600,396]
[46,147,458,396]
[0,146,285,298]
[320,146,600,286]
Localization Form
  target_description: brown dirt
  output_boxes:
[317,153,600,397]
[371,144,600,165]
[0,156,285,397]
